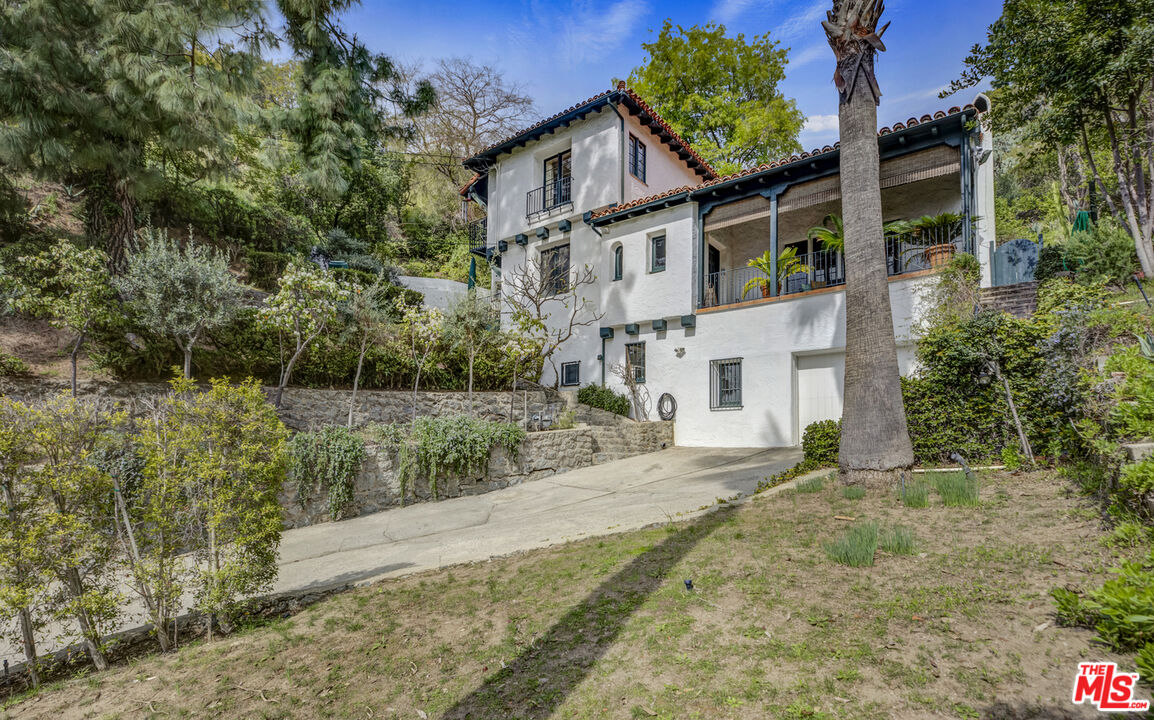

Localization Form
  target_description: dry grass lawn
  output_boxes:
[2,469,1136,719]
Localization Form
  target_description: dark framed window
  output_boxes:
[625,341,646,384]
[710,358,742,409]
[612,245,623,281]
[542,243,570,296]
[561,361,580,386]
[628,134,646,183]
[544,150,572,207]
[650,234,666,273]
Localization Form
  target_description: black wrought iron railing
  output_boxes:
[700,227,973,309]
[468,217,487,254]
[526,176,572,219]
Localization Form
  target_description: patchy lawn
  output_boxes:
[3,470,1134,719]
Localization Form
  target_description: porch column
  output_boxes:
[769,193,779,297]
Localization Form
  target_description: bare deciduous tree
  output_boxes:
[502,256,603,389]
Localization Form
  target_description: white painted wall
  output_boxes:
[599,204,697,327]
[973,118,998,287]
[622,111,701,202]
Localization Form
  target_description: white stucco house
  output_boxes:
[462,82,996,448]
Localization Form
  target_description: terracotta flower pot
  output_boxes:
[925,243,955,268]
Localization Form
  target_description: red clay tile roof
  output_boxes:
[464,83,717,181]
[590,104,980,220]
[459,172,482,197]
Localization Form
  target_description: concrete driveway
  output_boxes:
[274,445,802,593]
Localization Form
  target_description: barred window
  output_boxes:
[626,342,646,384]
[710,358,742,410]
[561,361,580,386]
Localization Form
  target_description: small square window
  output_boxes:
[561,361,580,387]
[625,342,646,384]
[650,235,666,273]
[710,358,742,410]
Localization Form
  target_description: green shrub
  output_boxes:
[1137,643,1154,682]
[898,480,929,508]
[801,419,840,466]
[0,351,31,377]
[1063,221,1139,286]
[878,525,916,555]
[825,521,878,567]
[288,426,367,520]
[842,485,865,500]
[930,470,980,507]
[1034,244,1064,284]
[244,249,291,291]
[1119,460,1154,506]
[577,384,631,416]
[796,474,825,493]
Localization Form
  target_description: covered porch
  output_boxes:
[700,145,970,309]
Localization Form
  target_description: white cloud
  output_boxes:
[557,0,650,65]
[712,0,758,24]
[789,42,827,69]
[803,114,839,133]
[778,1,827,40]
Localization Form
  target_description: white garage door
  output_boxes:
[797,352,845,433]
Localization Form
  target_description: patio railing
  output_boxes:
[701,226,971,309]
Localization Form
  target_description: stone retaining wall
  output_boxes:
[282,421,674,528]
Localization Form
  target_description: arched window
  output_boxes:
[612,245,623,281]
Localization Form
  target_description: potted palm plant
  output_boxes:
[742,247,813,299]
[806,214,844,288]
[893,212,974,268]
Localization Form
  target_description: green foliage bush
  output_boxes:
[1062,221,1139,286]
[801,419,840,466]
[577,384,631,416]
[0,350,31,377]
[1033,244,1065,284]
[1052,551,1154,652]
[288,426,367,520]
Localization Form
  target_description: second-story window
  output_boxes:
[544,150,572,209]
[613,245,623,281]
[628,134,646,183]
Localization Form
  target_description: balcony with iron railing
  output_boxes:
[701,226,970,309]
[526,176,572,220]
[467,217,487,256]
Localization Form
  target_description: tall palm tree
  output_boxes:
[823,0,913,486]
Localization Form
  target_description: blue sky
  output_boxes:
[341,0,999,152]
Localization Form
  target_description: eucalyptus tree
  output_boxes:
[119,228,244,379]
[823,0,914,486]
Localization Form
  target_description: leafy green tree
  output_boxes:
[824,0,914,486]
[16,241,117,395]
[398,302,445,419]
[170,377,287,640]
[0,398,48,686]
[949,0,1154,275]
[445,292,501,415]
[27,394,123,671]
[119,228,245,379]
[627,21,804,173]
[259,258,350,407]
[0,0,266,269]
[344,277,395,428]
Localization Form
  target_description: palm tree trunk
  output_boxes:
[831,4,914,487]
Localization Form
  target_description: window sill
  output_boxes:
[710,405,744,412]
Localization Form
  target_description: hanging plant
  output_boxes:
[288,426,367,520]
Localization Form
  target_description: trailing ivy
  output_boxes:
[369,416,525,501]
[288,426,366,520]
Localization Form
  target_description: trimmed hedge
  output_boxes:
[577,384,631,416]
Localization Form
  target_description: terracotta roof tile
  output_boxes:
[590,103,981,220]
[459,172,482,197]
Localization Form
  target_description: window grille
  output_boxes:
[710,358,742,409]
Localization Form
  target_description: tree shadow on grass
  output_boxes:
[440,505,737,720]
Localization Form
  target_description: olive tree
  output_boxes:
[398,302,445,420]
[118,228,244,379]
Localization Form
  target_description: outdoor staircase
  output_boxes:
[980,281,1038,319]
